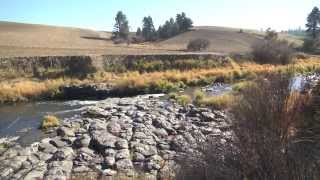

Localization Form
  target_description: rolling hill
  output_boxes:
[0,21,303,57]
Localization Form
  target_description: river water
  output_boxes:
[0,100,98,146]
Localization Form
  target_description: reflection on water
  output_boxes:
[0,100,97,146]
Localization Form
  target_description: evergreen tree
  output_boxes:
[142,16,157,41]
[306,7,320,38]
[169,18,179,36]
[136,27,142,37]
[112,11,129,39]
[176,12,193,32]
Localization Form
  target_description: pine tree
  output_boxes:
[112,11,130,39]
[136,27,142,37]
[176,12,193,32]
[306,7,320,38]
[142,16,157,41]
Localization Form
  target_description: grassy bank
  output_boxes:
[1,57,320,103]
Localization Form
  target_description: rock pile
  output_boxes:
[0,95,232,180]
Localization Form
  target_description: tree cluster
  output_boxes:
[112,11,193,43]
[304,7,320,53]
[136,12,193,41]
[157,12,193,39]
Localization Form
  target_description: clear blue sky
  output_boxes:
[0,0,318,31]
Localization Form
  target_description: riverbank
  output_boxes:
[0,94,232,179]
[1,57,320,104]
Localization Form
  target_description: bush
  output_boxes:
[187,38,210,51]
[176,73,320,180]
[67,57,97,78]
[41,115,60,129]
[176,95,192,106]
[175,136,242,180]
[252,39,294,64]
[199,94,235,110]
[303,37,320,53]
[231,73,319,179]
[169,94,192,106]
[232,81,256,92]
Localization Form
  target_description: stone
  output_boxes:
[86,106,111,118]
[115,149,130,160]
[24,169,46,180]
[115,139,129,149]
[89,120,107,131]
[133,132,148,139]
[104,156,116,167]
[153,128,168,138]
[28,154,40,164]
[103,169,117,176]
[105,148,116,157]
[50,137,68,148]
[0,168,13,179]
[80,147,95,157]
[107,121,122,136]
[38,142,57,154]
[116,159,133,171]
[91,131,118,150]
[133,144,157,157]
[37,152,53,161]
[51,147,74,161]
[132,152,145,162]
[73,134,91,148]
[57,127,75,137]
[47,160,73,177]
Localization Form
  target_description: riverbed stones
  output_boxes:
[115,139,129,149]
[38,141,58,154]
[0,94,232,179]
[57,126,75,137]
[50,137,68,148]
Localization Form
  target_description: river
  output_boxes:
[0,100,99,146]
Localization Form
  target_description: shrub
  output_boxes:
[170,94,192,106]
[176,73,320,180]
[231,73,319,179]
[199,94,234,110]
[41,115,60,129]
[187,38,210,51]
[176,95,192,106]
[232,81,256,92]
[193,90,234,110]
[303,37,320,53]
[175,136,242,180]
[67,57,97,78]
[252,39,294,64]
[194,90,205,103]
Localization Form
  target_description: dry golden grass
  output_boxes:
[41,115,60,129]
[1,57,320,103]
[0,78,81,103]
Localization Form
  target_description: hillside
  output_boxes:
[0,21,173,57]
[0,21,303,57]
[158,26,265,53]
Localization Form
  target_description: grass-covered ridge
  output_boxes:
[1,57,320,104]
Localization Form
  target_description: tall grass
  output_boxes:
[0,78,79,103]
[1,58,320,103]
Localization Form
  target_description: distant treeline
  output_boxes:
[111,11,193,42]
[285,28,306,37]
